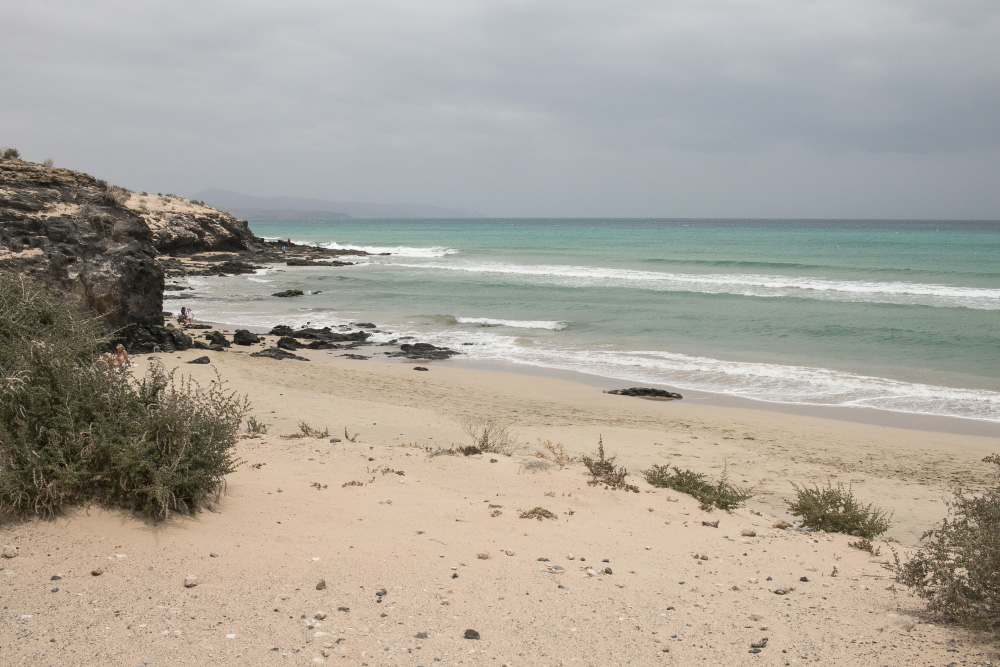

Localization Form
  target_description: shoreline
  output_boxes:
[187,317,999,439]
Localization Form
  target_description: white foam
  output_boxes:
[456,316,568,331]
[320,242,457,258]
[392,261,1000,310]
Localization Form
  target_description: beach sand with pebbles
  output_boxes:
[2,335,998,665]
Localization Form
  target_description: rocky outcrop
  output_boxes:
[387,342,462,360]
[0,157,259,352]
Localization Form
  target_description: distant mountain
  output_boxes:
[193,187,484,220]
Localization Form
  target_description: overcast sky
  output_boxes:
[3,1,999,218]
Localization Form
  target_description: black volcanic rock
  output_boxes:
[251,347,309,361]
[388,343,461,360]
[272,289,304,297]
[232,329,261,345]
[205,330,230,347]
[605,387,683,400]
[276,336,303,350]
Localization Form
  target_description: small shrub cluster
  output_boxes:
[787,481,891,539]
[536,439,576,468]
[644,463,752,511]
[0,275,246,519]
[1,147,20,159]
[461,414,519,455]
[103,184,131,206]
[891,454,1000,630]
[519,506,557,521]
[582,437,639,493]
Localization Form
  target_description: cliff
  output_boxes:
[0,157,259,351]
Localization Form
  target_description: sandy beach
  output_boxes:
[2,336,998,665]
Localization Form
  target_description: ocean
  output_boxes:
[177,219,1000,425]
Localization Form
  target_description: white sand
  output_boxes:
[2,341,997,665]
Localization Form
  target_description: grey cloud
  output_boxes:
[2,0,998,218]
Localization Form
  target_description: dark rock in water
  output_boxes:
[272,289,304,297]
[605,387,683,400]
[269,325,295,337]
[341,354,370,360]
[205,330,230,347]
[413,366,429,371]
[352,322,377,329]
[388,342,461,360]
[195,260,260,276]
[251,347,309,361]
[285,258,353,267]
[188,356,211,364]
[463,629,480,640]
[276,336,303,351]
[232,329,260,346]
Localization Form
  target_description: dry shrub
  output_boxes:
[787,481,890,539]
[461,414,519,455]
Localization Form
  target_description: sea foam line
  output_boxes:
[320,241,457,258]
[392,261,1000,309]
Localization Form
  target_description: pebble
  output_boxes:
[415,632,428,639]
[741,529,757,537]
[702,520,719,528]
[773,520,790,529]
[376,588,387,597]
[337,606,350,612]
[464,629,481,640]
[505,550,515,556]
[184,574,198,588]
[316,580,327,590]
[314,611,327,620]
[91,568,104,577]
[604,567,613,575]
[773,587,789,595]
[2,545,17,559]
[800,576,809,582]
[50,574,62,581]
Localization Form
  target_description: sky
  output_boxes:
[3,1,999,219]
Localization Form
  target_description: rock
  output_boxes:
[204,330,230,347]
[187,356,211,364]
[387,342,461,360]
[50,574,61,581]
[604,387,683,400]
[1,545,16,559]
[413,366,429,371]
[276,336,303,350]
[314,611,327,620]
[772,587,789,595]
[799,576,809,582]
[232,329,260,345]
[702,520,719,528]
[773,520,790,529]
[91,568,104,576]
[316,579,327,590]
[463,629,480,640]
[881,614,916,632]
[184,574,198,588]
[376,588,387,597]
[750,637,769,649]
[415,632,428,639]
[269,325,295,337]
[251,347,309,361]
[272,290,304,298]
[604,567,613,575]
[741,529,757,537]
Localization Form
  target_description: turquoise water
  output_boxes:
[181,219,1000,423]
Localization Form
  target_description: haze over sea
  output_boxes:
[182,219,1000,425]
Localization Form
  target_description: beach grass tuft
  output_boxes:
[643,463,752,511]
[787,481,891,539]
[891,453,1000,631]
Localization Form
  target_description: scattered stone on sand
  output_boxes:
[751,637,769,649]
[2,545,17,559]
[187,355,211,364]
[91,568,104,576]
[337,606,349,612]
[773,519,790,529]
[314,611,327,620]
[316,579,327,590]
[702,520,719,528]
[741,528,757,537]
[464,629,481,640]
[184,574,198,588]
[773,586,789,595]
[251,347,309,361]
[604,567,613,575]
[800,576,810,582]
[415,632,428,639]
[880,614,916,632]
[50,574,62,581]
[413,366,429,371]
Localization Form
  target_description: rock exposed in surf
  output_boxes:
[251,347,309,361]
[605,387,683,400]
[272,289,305,298]
[232,329,261,346]
[388,342,461,360]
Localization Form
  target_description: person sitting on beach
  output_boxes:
[177,307,188,325]
[185,308,195,324]
[115,344,131,368]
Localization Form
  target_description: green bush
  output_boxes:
[891,454,1000,630]
[582,437,639,492]
[644,463,751,511]
[0,274,246,519]
[1,147,20,159]
[787,481,891,539]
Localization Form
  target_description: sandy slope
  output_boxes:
[1,341,997,666]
